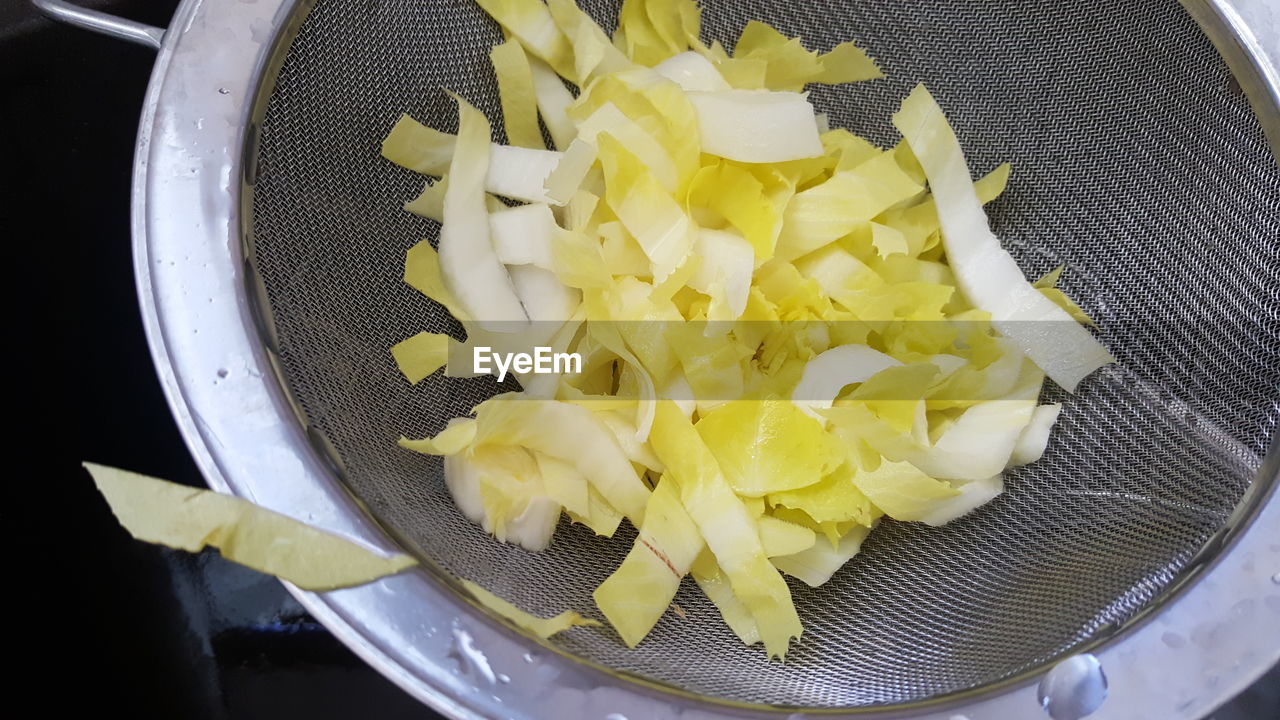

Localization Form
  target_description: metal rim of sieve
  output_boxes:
[46,0,1280,716]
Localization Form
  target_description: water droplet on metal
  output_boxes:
[448,626,497,684]
[1162,631,1186,649]
[523,651,537,664]
[1271,571,1279,584]
[1037,654,1108,720]
[218,87,230,95]
[949,715,972,720]
[604,714,628,720]
[217,368,229,379]
[497,673,510,684]
[1230,599,1256,617]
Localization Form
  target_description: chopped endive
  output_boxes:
[687,89,824,163]
[892,84,1113,391]
[490,203,558,270]
[437,95,529,330]
[695,399,845,497]
[758,515,817,557]
[1010,404,1062,466]
[824,390,1036,483]
[649,402,802,658]
[792,344,901,419]
[399,418,478,456]
[593,476,702,647]
[376,0,1106,660]
[917,475,1005,527]
[771,524,871,587]
[848,457,959,523]
[544,139,599,204]
[653,50,730,91]
[535,452,624,536]
[381,114,562,204]
[685,161,785,261]
[424,436,560,549]
[732,21,822,91]
[465,445,563,551]
[85,463,416,591]
[462,580,601,639]
[404,177,448,222]
[812,41,883,85]
[774,151,923,261]
[595,409,665,472]
[728,20,882,91]
[596,133,693,282]
[546,0,633,81]
[490,39,545,148]
[528,57,578,149]
[690,550,760,644]
[472,396,650,524]
[613,0,698,66]
[767,462,878,527]
[509,264,579,323]
[687,228,753,322]
[390,331,452,384]
[1034,265,1096,326]
[577,102,679,191]
[475,0,577,81]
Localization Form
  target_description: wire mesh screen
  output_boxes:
[247,0,1280,707]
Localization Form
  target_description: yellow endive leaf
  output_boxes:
[390,331,451,384]
[84,463,416,591]
[462,580,601,639]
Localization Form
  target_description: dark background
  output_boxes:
[3,1,1273,718]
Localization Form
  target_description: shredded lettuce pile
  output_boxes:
[380,0,1112,659]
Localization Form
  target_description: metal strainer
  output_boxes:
[39,0,1280,717]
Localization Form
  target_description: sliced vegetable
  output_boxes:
[917,475,1004,527]
[774,151,923,261]
[687,90,824,163]
[597,133,694,282]
[475,0,577,81]
[490,203,558,269]
[382,114,562,203]
[791,344,901,418]
[463,580,601,638]
[546,0,633,81]
[690,550,760,644]
[85,463,416,591]
[1010,403,1062,466]
[390,331,452,384]
[849,458,958,522]
[472,396,650,524]
[653,50,731,91]
[892,84,1112,391]
[694,399,844,497]
[767,462,877,526]
[438,95,529,330]
[375,0,1107,661]
[649,402,802,658]
[688,228,753,322]
[491,39,546,148]
[593,476,702,646]
[529,57,578,149]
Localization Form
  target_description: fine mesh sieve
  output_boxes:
[241,0,1280,709]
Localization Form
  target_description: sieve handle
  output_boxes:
[30,0,165,50]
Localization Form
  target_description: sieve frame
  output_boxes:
[95,0,1280,716]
